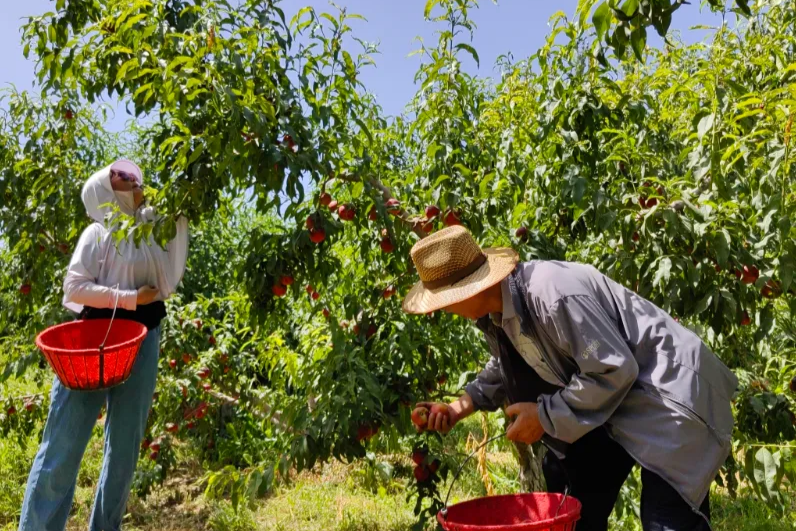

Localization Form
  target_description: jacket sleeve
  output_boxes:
[535,294,638,443]
[465,355,506,412]
[63,224,138,311]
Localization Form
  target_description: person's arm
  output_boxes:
[418,353,505,434]
[535,294,639,443]
[448,392,475,424]
[464,355,507,412]
[63,225,158,310]
[139,207,189,300]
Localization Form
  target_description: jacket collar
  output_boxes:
[508,268,533,334]
[501,277,517,321]
[489,277,516,327]
[477,266,524,335]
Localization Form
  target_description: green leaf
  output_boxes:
[744,447,758,488]
[652,11,672,37]
[697,113,715,140]
[512,202,528,225]
[612,26,628,59]
[734,0,752,16]
[619,0,639,17]
[752,448,782,502]
[353,117,373,144]
[166,56,193,74]
[592,2,611,42]
[598,211,616,231]
[653,257,672,287]
[291,6,314,27]
[593,43,610,68]
[783,450,796,486]
[454,43,480,67]
[711,230,730,265]
[424,0,442,19]
[479,172,496,196]
[577,0,599,27]
[758,304,775,337]
[630,25,647,62]
[693,291,713,315]
[319,13,339,29]
[779,258,793,294]
[114,58,138,85]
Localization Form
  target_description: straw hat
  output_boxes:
[402,226,519,314]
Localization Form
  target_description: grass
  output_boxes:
[0,431,37,530]
[1,388,793,530]
[258,461,415,531]
[711,495,796,531]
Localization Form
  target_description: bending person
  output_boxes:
[403,226,736,531]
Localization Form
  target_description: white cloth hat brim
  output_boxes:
[110,159,143,184]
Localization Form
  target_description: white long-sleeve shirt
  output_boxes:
[62,165,188,314]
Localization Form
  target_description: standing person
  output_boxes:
[402,226,737,531]
[18,160,189,531]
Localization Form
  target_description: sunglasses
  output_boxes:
[112,170,141,186]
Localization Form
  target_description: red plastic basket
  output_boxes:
[438,493,581,531]
[35,319,147,391]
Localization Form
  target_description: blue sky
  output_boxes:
[2,0,726,131]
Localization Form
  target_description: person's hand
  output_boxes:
[414,402,457,434]
[505,402,545,444]
[136,285,160,306]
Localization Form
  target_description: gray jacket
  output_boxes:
[464,261,738,511]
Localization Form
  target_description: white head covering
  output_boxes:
[81,163,119,223]
[82,160,145,221]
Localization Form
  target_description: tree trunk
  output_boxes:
[513,440,547,492]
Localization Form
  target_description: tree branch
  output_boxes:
[366,177,428,239]
[208,388,297,434]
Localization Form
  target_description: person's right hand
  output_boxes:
[136,285,160,305]
[414,402,456,434]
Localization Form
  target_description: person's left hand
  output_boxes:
[505,402,545,444]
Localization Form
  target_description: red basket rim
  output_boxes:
[437,493,581,531]
[35,319,147,357]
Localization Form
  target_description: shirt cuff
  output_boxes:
[536,394,556,437]
[119,289,138,311]
[464,382,498,412]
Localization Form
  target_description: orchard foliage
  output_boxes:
[587,0,753,62]
[1,0,796,525]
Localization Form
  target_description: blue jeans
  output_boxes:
[18,326,160,531]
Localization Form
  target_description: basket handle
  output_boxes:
[440,433,572,520]
[98,284,121,353]
[441,433,505,517]
[554,485,571,518]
